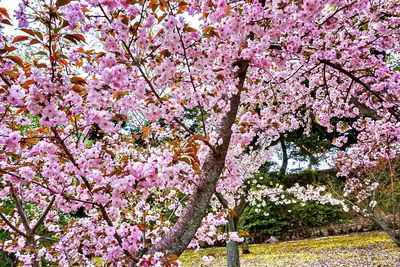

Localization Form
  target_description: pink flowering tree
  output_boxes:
[0,0,400,266]
[335,143,400,246]
[209,141,348,267]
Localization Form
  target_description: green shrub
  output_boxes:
[240,200,353,238]
[240,205,291,236]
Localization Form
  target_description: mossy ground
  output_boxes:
[180,231,400,266]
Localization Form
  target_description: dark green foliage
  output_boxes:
[288,201,351,227]
[182,107,207,135]
[240,168,353,239]
[370,47,387,58]
[69,206,87,218]
[250,165,338,189]
[284,124,334,165]
[240,205,290,237]
[0,251,14,267]
[88,123,104,141]
[280,168,339,187]
[240,200,353,238]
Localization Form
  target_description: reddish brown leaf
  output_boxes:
[56,0,72,7]
[6,46,18,53]
[0,7,10,19]
[58,59,68,66]
[0,18,11,25]
[188,134,209,142]
[6,55,23,66]
[70,76,87,85]
[12,35,29,43]
[20,29,35,36]
[64,34,86,44]
[21,80,35,89]
[29,39,40,45]
[71,34,86,43]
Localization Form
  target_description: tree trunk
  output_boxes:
[227,241,240,267]
[216,191,248,266]
[373,217,400,247]
[139,59,249,263]
[226,217,240,267]
[279,138,288,175]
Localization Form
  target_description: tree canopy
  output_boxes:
[0,0,399,266]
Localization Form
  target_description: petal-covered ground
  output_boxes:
[180,231,400,266]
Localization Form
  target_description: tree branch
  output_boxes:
[8,184,31,234]
[0,74,12,87]
[319,59,400,121]
[31,196,56,234]
[51,127,134,259]
[215,191,229,209]
[0,211,27,238]
[98,4,217,154]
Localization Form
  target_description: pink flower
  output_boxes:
[228,232,244,242]
[61,3,84,27]
[163,16,177,30]
[7,85,25,106]
[14,2,29,28]
[102,54,117,67]
[19,167,35,181]
[4,132,21,151]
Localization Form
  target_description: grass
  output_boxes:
[180,231,400,266]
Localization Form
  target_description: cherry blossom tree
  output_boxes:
[0,0,399,266]
[335,149,400,246]
[210,141,348,267]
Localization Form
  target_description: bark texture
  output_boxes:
[227,241,240,267]
[227,217,240,267]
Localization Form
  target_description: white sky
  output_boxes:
[0,0,20,36]
[0,0,19,12]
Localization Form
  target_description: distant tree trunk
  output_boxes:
[279,138,288,175]
[373,217,400,247]
[227,217,240,267]
[227,241,240,267]
[216,191,248,267]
